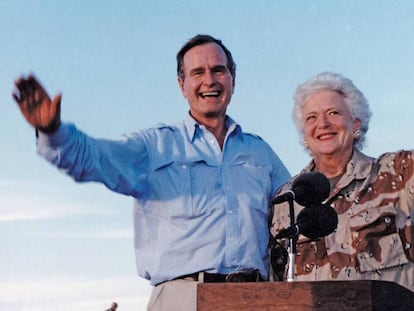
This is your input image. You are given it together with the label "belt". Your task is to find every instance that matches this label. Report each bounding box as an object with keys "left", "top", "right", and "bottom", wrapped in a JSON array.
[{"left": 176, "top": 270, "right": 264, "bottom": 283}]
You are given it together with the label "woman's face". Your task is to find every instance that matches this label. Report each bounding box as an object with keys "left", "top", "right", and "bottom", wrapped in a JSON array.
[{"left": 301, "top": 90, "right": 360, "bottom": 159}]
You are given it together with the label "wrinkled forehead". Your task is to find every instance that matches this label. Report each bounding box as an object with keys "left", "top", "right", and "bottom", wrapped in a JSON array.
[{"left": 182, "top": 43, "right": 228, "bottom": 69}]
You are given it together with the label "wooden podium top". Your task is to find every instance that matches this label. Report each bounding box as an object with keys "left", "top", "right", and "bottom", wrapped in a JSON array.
[{"left": 197, "top": 280, "right": 414, "bottom": 311}]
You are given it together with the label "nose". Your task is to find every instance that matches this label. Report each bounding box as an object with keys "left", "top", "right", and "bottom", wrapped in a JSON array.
[
  {"left": 203, "top": 71, "right": 217, "bottom": 85},
  {"left": 317, "top": 114, "right": 330, "bottom": 128}
]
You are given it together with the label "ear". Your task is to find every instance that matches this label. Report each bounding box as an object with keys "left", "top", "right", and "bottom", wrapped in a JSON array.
[
  {"left": 177, "top": 77, "right": 187, "bottom": 98},
  {"left": 353, "top": 118, "right": 361, "bottom": 131}
]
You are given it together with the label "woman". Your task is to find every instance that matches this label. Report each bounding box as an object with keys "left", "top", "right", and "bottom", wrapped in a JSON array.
[{"left": 270, "top": 72, "right": 414, "bottom": 292}]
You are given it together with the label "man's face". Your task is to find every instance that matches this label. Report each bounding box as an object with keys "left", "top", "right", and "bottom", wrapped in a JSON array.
[{"left": 178, "top": 42, "right": 235, "bottom": 123}]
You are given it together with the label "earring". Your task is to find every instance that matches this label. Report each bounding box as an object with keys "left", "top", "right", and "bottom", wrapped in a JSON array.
[
  {"left": 353, "top": 130, "right": 361, "bottom": 140},
  {"left": 304, "top": 140, "right": 309, "bottom": 148}
]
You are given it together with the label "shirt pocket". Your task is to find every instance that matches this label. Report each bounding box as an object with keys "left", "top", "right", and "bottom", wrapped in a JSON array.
[
  {"left": 230, "top": 161, "right": 272, "bottom": 221},
  {"left": 349, "top": 204, "right": 408, "bottom": 272},
  {"left": 148, "top": 160, "right": 194, "bottom": 219},
  {"left": 149, "top": 160, "right": 220, "bottom": 219}
]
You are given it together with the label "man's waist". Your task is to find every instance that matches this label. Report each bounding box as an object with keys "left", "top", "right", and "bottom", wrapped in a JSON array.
[{"left": 173, "top": 270, "right": 264, "bottom": 283}]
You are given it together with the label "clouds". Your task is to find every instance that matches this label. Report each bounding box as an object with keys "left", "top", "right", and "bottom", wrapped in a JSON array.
[
  {"left": 0, "top": 196, "right": 94, "bottom": 222},
  {"left": 0, "top": 179, "right": 146, "bottom": 311},
  {"left": 31, "top": 228, "right": 133, "bottom": 240},
  {"left": 0, "top": 178, "right": 121, "bottom": 222},
  {"left": 0, "top": 276, "right": 152, "bottom": 311}
]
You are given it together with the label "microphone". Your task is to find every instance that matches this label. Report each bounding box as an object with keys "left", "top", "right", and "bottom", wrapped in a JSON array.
[
  {"left": 272, "top": 172, "right": 330, "bottom": 207},
  {"left": 275, "top": 204, "right": 338, "bottom": 240}
]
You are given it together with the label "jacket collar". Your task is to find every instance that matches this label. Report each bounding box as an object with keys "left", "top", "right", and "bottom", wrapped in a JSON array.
[{"left": 302, "top": 149, "right": 375, "bottom": 198}]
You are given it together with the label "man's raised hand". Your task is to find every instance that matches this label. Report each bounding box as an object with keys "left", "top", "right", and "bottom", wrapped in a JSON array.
[{"left": 13, "top": 74, "right": 61, "bottom": 133}]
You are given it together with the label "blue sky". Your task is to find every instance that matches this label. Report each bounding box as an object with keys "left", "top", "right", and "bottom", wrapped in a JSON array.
[{"left": 2, "top": 1, "right": 414, "bottom": 310}]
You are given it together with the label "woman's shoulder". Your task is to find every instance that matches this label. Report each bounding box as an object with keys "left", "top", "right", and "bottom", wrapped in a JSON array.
[
  {"left": 375, "top": 150, "right": 414, "bottom": 174},
  {"left": 377, "top": 149, "right": 414, "bottom": 161}
]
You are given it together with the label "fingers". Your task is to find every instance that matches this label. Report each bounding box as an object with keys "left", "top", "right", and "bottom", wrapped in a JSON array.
[
  {"left": 27, "top": 75, "right": 45, "bottom": 92},
  {"left": 13, "top": 74, "right": 43, "bottom": 100},
  {"left": 12, "top": 74, "right": 60, "bottom": 130},
  {"left": 50, "top": 93, "right": 62, "bottom": 122},
  {"left": 12, "top": 76, "right": 25, "bottom": 103},
  {"left": 13, "top": 75, "right": 30, "bottom": 102},
  {"left": 40, "top": 93, "right": 62, "bottom": 132}
]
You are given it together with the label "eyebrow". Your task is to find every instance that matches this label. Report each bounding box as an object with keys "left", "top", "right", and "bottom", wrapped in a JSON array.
[
  {"left": 189, "top": 64, "right": 228, "bottom": 73},
  {"left": 189, "top": 66, "right": 204, "bottom": 73}
]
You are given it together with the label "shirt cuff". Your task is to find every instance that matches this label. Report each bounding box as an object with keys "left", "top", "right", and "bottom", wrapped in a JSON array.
[{"left": 36, "top": 122, "right": 71, "bottom": 148}]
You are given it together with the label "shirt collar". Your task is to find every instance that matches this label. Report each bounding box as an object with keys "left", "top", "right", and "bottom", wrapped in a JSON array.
[
  {"left": 184, "top": 113, "right": 240, "bottom": 142},
  {"left": 345, "top": 149, "right": 375, "bottom": 180},
  {"left": 302, "top": 149, "right": 375, "bottom": 194}
]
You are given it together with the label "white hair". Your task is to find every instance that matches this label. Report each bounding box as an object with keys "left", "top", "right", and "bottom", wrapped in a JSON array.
[{"left": 292, "top": 72, "right": 372, "bottom": 150}]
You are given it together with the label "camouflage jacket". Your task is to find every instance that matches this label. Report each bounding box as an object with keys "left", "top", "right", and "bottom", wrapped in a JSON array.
[{"left": 269, "top": 149, "right": 414, "bottom": 291}]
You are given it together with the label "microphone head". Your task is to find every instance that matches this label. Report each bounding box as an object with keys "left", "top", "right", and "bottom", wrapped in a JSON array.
[
  {"left": 296, "top": 204, "right": 338, "bottom": 239},
  {"left": 291, "top": 172, "right": 330, "bottom": 206}
]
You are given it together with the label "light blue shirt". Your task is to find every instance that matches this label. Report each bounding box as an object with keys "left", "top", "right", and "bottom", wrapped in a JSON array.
[{"left": 37, "top": 115, "right": 290, "bottom": 285}]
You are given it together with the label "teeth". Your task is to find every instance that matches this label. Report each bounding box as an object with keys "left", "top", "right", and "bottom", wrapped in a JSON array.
[
  {"left": 200, "top": 91, "right": 220, "bottom": 98},
  {"left": 319, "top": 134, "right": 334, "bottom": 140}
]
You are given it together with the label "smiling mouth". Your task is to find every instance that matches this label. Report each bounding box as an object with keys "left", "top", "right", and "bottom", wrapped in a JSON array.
[
  {"left": 199, "top": 91, "right": 221, "bottom": 98},
  {"left": 317, "top": 133, "right": 336, "bottom": 140}
]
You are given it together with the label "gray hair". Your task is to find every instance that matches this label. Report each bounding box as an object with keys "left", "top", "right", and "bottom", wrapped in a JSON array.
[{"left": 292, "top": 72, "right": 372, "bottom": 150}]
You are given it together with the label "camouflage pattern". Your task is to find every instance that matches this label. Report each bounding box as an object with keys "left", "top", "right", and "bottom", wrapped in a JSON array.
[{"left": 269, "top": 149, "right": 414, "bottom": 291}]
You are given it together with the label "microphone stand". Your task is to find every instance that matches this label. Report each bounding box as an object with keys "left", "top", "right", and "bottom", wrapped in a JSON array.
[{"left": 286, "top": 198, "right": 297, "bottom": 282}]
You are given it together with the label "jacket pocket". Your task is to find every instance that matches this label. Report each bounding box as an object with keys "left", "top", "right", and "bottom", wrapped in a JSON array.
[{"left": 349, "top": 204, "right": 408, "bottom": 272}]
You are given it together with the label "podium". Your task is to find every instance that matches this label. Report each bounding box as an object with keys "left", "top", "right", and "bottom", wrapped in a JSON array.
[{"left": 197, "top": 280, "right": 414, "bottom": 311}]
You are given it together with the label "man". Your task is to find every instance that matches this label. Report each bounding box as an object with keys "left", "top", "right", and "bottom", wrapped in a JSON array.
[{"left": 12, "top": 34, "right": 290, "bottom": 310}]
